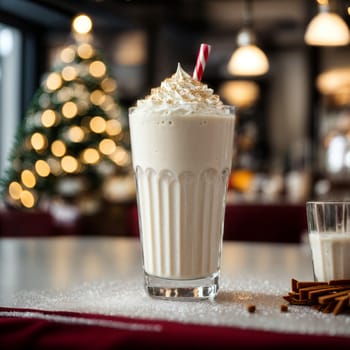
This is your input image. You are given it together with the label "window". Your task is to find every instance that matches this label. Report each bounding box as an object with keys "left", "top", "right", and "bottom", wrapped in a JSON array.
[{"left": 0, "top": 23, "right": 21, "bottom": 178}]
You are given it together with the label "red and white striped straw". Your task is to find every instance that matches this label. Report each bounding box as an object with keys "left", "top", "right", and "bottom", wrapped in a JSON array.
[{"left": 192, "top": 43, "right": 211, "bottom": 81}]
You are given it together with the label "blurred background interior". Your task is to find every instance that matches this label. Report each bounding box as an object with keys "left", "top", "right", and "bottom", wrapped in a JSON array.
[{"left": 1, "top": 0, "right": 350, "bottom": 242}]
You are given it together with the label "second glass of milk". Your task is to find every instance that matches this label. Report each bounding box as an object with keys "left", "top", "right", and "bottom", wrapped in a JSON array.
[{"left": 306, "top": 201, "right": 350, "bottom": 281}]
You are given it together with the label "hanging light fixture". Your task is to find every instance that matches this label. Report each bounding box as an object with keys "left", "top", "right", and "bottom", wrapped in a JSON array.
[
  {"left": 227, "top": 0, "right": 269, "bottom": 77},
  {"left": 305, "top": 0, "right": 350, "bottom": 46},
  {"left": 219, "top": 80, "right": 260, "bottom": 109}
]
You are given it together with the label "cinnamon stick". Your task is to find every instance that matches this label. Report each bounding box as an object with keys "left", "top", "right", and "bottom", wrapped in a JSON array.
[{"left": 283, "top": 279, "right": 350, "bottom": 316}]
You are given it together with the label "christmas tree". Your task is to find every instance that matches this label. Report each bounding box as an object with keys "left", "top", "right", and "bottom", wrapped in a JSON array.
[{"left": 1, "top": 14, "right": 134, "bottom": 211}]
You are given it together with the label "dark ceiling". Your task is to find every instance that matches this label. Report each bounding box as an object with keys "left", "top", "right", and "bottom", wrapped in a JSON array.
[
  {"left": 1, "top": 0, "right": 349, "bottom": 98},
  {"left": 1, "top": 1, "right": 350, "bottom": 49},
  {"left": 0, "top": 0, "right": 314, "bottom": 39}
]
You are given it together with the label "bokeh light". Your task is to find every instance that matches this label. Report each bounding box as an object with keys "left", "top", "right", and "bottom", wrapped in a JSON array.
[
  {"left": 77, "top": 43, "right": 94, "bottom": 59},
  {"left": 62, "top": 66, "right": 77, "bottom": 81},
  {"left": 90, "top": 116, "right": 106, "bottom": 133},
  {"left": 68, "top": 126, "right": 85, "bottom": 142},
  {"left": 51, "top": 140, "right": 66, "bottom": 157},
  {"left": 21, "top": 169, "right": 36, "bottom": 188},
  {"left": 31, "top": 133, "right": 47, "bottom": 151},
  {"left": 90, "top": 90, "right": 106, "bottom": 105},
  {"left": 105, "top": 119, "right": 122, "bottom": 136},
  {"left": 99, "top": 138, "right": 116, "bottom": 155},
  {"left": 82, "top": 148, "right": 100, "bottom": 164},
  {"left": 20, "top": 190, "right": 35, "bottom": 208},
  {"left": 72, "top": 14, "right": 93, "bottom": 35},
  {"left": 101, "top": 78, "right": 117, "bottom": 93},
  {"left": 110, "top": 147, "right": 130, "bottom": 166},
  {"left": 41, "top": 109, "right": 57, "bottom": 127},
  {"left": 60, "top": 46, "right": 76, "bottom": 63},
  {"left": 46, "top": 72, "right": 62, "bottom": 91},
  {"left": 62, "top": 101, "right": 78, "bottom": 119},
  {"left": 89, "top": 61, "right": 106, "bottom": 78},
  {"left": 9, "top": 181, "right": 22, "bottom": 200},
  {"left": 61, "top": 155, "right": 79, "bottom": 173},
  {"left": 35, "top": 160, "right": 51, "bottom": 177}
]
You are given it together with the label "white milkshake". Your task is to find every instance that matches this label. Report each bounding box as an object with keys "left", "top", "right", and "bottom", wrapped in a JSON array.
[
  {"left": 309, "top": 232, "right": 350, "bottom": 281},
  {"left": 129, "top": 64, "right": 235, "bottom": 299}
]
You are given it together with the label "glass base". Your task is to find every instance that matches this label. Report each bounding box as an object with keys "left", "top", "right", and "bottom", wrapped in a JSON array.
[{"left": 144, "top": 271, "right": 220, "bottom": 300}]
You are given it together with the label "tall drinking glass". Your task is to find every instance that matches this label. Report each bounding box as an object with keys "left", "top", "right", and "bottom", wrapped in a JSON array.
[{"left": 129, "top": 104, "right": 235, "bottom": 300}]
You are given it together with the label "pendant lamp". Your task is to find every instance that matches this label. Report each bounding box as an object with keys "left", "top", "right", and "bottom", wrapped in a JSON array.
[{"left": 227, "top": 0, "right": 269, "bottom": 76}]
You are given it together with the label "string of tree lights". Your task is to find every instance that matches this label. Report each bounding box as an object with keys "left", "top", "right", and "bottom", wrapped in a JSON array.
[{"left": 1, "top": 14, "right": 134, "bottom": 210}]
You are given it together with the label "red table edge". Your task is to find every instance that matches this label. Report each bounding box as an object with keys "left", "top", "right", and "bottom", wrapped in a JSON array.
[{"left": 0, "top": 306, "right": 349, "bottom": 348}]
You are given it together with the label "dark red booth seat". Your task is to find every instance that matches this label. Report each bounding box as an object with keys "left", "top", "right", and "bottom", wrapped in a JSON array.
[
  {"left": 0, "top": 209, "right": 55, "bottom": 237},
  {"left": 0, "top": 203, "right": 307, "bottom": 242},
  {"left": 0, "top": 209, "right": 80, "bottom": 237},
  {"left": 0, "top": 203, "right": 136, "bottom": 237},
  {"left": 223, "top": 203, "right": 307, "bottom": 243}
]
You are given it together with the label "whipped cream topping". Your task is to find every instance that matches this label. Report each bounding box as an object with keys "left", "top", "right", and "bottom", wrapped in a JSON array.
[{"left": 131, "top": 63, "right": 228, "bottom": 116}]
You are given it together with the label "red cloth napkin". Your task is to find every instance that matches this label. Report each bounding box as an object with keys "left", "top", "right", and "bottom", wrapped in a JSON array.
[{"left": 1, "top": 307, "right": 349, "bottom": 349}]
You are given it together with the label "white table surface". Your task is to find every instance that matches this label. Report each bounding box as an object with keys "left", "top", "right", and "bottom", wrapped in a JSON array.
[{"left": 0, "top": 236, "right": 349, "bottom": 337}]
